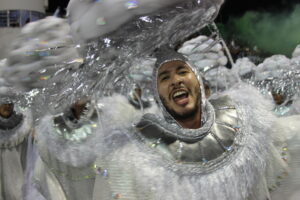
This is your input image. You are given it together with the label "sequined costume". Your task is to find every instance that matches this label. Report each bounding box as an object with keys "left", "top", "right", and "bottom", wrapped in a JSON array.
[
  {"left": 91, "top": 50, "right": 288, "bottom": 200},
  {"left": 3, "top": 0, "right": 298, "bottom": 199},
  {"left": 0, "top": 82, "right": 33, "bottom": 200},
  {"left": 252, "top": 55, "right": 300, "bottom": 116},
  {"left": 1, "top": 1, "right": 226, "bottom": 199},
  {"left": 29, "top": 100, "right": 100, "bottom": 200},
  {"left": 231, "top": 48, "right": 300, "bottom": 117},
  {"left": 267, "top": 114, "right": 300, "bottom": 200}
]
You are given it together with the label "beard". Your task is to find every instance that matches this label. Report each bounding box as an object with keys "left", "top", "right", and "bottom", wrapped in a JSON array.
[{"left": 160, "top": 91, "right": 201, "bottom": 121}]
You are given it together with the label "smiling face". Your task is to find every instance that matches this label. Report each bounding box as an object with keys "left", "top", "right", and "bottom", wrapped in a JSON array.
[{"left": 157, "top": 60, "right": 201, "bottom": 121}]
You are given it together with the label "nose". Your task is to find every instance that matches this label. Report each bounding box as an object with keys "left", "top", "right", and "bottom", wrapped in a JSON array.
[{"left": 171, "top": 73, "right": 183, "bottom": 87}]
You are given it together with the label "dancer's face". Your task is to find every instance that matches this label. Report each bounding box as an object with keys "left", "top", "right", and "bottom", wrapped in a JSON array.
[
  {"left": 133, "top": 87, "right": 142, "bottom": 101},
  {"left": 271, "top": 92, "right": 285, "bottom": 105},
  {"left": 157, "top": 60, "right": 200, "bottom": 120},
  {"left": 70, "top": 100, "right": 89, "bottom": 120},
  {"left": 0, "top": 103, "right": 14, "bottom": 118}
]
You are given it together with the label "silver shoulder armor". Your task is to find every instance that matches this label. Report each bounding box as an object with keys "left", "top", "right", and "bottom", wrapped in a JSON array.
[
  {"left": 167, "top": 95, "right": 239, "bottom": 163},
  {"left": 202, "top": 95, "right": 239, "bottom": 160}
]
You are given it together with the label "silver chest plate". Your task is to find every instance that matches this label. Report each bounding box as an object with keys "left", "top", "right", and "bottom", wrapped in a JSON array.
[{"left": 140, "top": 95, "right": 240, "bottom": 163}]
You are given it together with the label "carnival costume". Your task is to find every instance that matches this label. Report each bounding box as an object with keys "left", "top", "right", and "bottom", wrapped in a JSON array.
[
  {"left": 91, "top": 49, "right": 288, "bottom": 200},
  {"left": 0, "top": 80, "right": 33, "bottom": 200},
  {"left": 30, "top": 99, "right": 101, "bottom": 200},
  {"left": 2, "top": 0, "right": 299, "bottom": 199}
]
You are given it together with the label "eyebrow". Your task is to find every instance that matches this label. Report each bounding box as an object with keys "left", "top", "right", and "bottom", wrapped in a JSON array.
[
  {"left": 158, "top": 65, "right": 189, "bottom": 78},
  {"left": 176, "top": 65, "right": 188, "bottom": 71},
  {"left": 158, "top": 70, "right": 170, "bottom": 79}
]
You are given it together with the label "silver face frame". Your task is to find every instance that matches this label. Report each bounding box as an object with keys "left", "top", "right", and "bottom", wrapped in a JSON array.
[{"left": 152, "top": 57, "right": 207, "bottom": 126}]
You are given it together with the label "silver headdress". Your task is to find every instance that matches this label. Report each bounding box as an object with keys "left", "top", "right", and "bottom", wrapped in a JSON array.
[
  {"left": 55, "top": 0, "right": 224, "bottom": 106},
  {"left": 252, "top": 55, "right": 300, "bottom": 106},
  {"left": 152, "top": 46, "right": 207, "bottom": 123},
  {"left": 137, "top": 46, "right": 215, "bottom": 143}
]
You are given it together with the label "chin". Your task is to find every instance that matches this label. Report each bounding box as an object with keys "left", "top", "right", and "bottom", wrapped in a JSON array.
[
  {"left": 182, "top": 104, "right": 196, "bottom": 112},
  {"left": 180, "top": 110, "right": 195, "bottom": 117},
  {"left": 172, "top": 107, "right": 197, "bottom": 119}
]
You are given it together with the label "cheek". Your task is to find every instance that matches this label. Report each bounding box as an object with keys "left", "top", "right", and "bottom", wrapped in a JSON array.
[
  {"left": 191, "top": 75, "right": 200, "bottom": 88},
  {"left": 158, "top": 84, "right": 168, "bottom": 97},
  {"left": 186, "top": 76, "right": 199, "bottom": 89}
]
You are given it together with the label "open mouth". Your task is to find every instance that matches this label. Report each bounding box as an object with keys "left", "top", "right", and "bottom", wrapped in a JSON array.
[{"left": 172, "top": 90, "right": 189, "bottom": 106}]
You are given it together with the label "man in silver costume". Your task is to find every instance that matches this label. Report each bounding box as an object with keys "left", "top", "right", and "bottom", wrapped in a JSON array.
[
  {"left": 2, "top": 0, "right": 300, "bottom": 199},
  {"left": 30, "top": 98, "right": 101, "bottom": 200},
  {"left": 91, "top": 47, "right": 292, "bottom": 200},
  {"left": 0, "top": 80, "right": 33, "bottom": 200}
]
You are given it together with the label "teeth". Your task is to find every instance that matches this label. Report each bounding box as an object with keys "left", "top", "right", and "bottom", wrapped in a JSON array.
[{"left": 173, "top": 91, "right": 187, "bottom": 98}]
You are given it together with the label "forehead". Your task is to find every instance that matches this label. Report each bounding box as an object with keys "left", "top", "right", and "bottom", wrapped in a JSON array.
[{"left": 158, "top": 60, "right": 191, "bottom": 74}]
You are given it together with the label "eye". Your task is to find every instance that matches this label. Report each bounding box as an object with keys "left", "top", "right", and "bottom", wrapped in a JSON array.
[
  {"left": 178, "top": 70, "right": 188, "bottom": 75},
  {"left": 161, "top": 76, "right": 169, "bottom": 82}
]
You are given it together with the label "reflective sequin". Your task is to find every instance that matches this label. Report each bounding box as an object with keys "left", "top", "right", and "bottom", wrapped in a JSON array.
[
  {"left": 96, "top": 17, "right": 106, "bottom": 25},
  {"left": 126, "top": 1, "right": 138, "bottom": 9}
]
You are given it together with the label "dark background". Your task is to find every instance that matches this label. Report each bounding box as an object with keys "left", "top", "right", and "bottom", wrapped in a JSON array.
[
  {"left": 47, "top": 0, "right": 300, "bottom": 20},
  {"left": 46, "top": 0, "right": 69, "bottom": 15},
  {"left": 217, "top": 0, "right": 300, "bottom": 22}
]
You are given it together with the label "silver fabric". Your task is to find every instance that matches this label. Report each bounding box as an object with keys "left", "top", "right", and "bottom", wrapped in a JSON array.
[
  {"left": 0, "top": 88, "right": 33, "bottom": 200},
  {"left": 0, "top": 87, "right": 26, "bottom": 144},
  {"left": 56, "top": 0, "right": 224, "bottom": 107},
  {"left": 32, "top": 101, "right": 100, "bottom": 200},
  {"left": 268, "top": 115, "right": 300, "bottom": 200},
  {"left": 137, "top": 95, "right": 238, "bottom": 162},
  {"left": 1, "top": 147, "right": 25, "bottom": 200},
  {"left": 34, "top": 148, "right": 96, "bottom": 200},
  {"left": 89, "top": 47, "right": 277, "bottom": 199},
  {"left": 36, "top": 106, "right": 99, "bottom": 167},
  {"left": 127, "top": 84, "right": 151, "bottom": 110},
  {"left": 33, "top": 156, "right": 67, "bottom": 200},
  {"left": 91, "top": 84, "right": 281, "bottom": 200},
  {"left": 250, "top": 64, "right": 300, "bottom": 117},
  {"left": 136, "top": 101, "right": 214, "bottom": 143}
]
